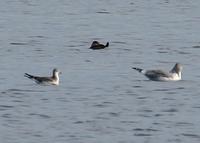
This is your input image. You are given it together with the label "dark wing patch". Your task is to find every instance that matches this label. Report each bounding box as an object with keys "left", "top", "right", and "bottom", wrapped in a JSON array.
[
  {"left": 34, "top": 77, "right": 53, "bottom": 83},
  {"left": 90, "top": 44, "right": 106, "bottom": 50},
  {"left": 145, "top": 70, "right": 169, "bottom": 80}
]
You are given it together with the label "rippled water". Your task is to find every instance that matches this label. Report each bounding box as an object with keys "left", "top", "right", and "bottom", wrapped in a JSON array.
[{"left": 0, "top": 0, "right": 200, "bottom": 143}]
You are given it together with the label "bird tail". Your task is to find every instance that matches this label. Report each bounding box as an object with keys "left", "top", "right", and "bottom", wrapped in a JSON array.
[
  {"left": 105, "top": 42, "right": 109, "bottom": 47},
  {"left": 24, "top": 73, "right": 35, "bottom": 79},
  {"left": 132, "top": 67, "right": 145, "bottom": 73}
]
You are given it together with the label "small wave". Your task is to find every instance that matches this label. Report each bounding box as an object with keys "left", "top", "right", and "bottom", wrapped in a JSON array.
[
  {"left": 162, "top": 108, "right": 178, "bottom": 112},
  {"left": 120, "top": 120, "right": 137, "bottom": 124},
  {"left": 123, "top": 48, "right": 132, "bottom": 51},
  {"left": 2, "top": 113, "right": 12, "bottom": 118},
  {"left": 33, "top": 134, "right": 43, "bottom": 137},
  {"left": 166, "top": 91, "right": 177, "bottom": 95},
  {"left": 133, "top": 85, "right": 142, "bottom": 88},
  {"left": 154, "top": 113, "right": 163, "bottom": 117},
  {"left": 0, "top": 105, "right": 14, "bottom": 108},
  {"left": 109, "top": 112, "right": 120, "bottom": 117},
  {"left": 96, "top": 11, "right": 110, "bottom": 14},
  {"left": 12, "top": 100, "right": 24, "bottom": 103},
  {"left": 0, "top": 105, "right": 14, "bottom": 111},
  {"left": 134, "top": 133, "right": 152, "bottom": 136},
  {"left": 192, "top": 45, "right": 200, "bottom": 49},
  {"left": 10, "top": 42, "right": 28, "bottom": 45},
  {"left": 178, "top": 51, "right": 191, "bottom": 55},
  {"left": 112, "top": 41, "right": 127, "bottom": 44},
  {"left": 140, "top": 109, "right": 153, "bottom": 113},
  {"left": 6, "top": 88, "right": 45, "bottom": 93},
  {"left": 34, "top": 48, "right": 43, "bottom": 52},
  {"left": 193, "top": 106, "right": 200, "bottom": 108},
  {"left": 93, "top": 101, "right": 114, "bottom": 108},
  {"left": 28, "top": 35, "right": 46, "bottom": 39},
  {"left": 28, "top": 113, "right": 51, "bottom": 119},
  {"left": 182, "top": 133, "right": 200, "bottom": 139},
  {"left": 157, "top": 51, "right": 169, "bottom": 54},
  {"left": 73, "top": 121, "right": 84, "bottom": 124},
  {"left": 93, "top": 104, "right": 105, "bottom": 108},
  {"left": 175, "top": 122, "right": 194, "bottom": 127},
  {"left": 133, "top": 128, "right": 159, "bottom": 132},
  {"left": 137, "top": 96, "right": 148, "bottom": 99},
  {"left": 154, "top": 87, "right": 185, "bottom": 92}
]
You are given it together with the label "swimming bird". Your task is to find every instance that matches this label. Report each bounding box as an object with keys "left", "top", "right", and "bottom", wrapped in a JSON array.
[
  {"left": 132, "top": 63, "right": 182, "bottom": 81},
  {"left": 89, "top": 41, "right": 109, "bottom": 50},
  {"left": 24, "top": 68, "right": 61, "bottom": 85}
]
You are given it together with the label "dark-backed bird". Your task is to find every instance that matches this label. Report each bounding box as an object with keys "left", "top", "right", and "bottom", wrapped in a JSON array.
[{"left": 89, "top": 41, "right": 109, "bottom": 50}]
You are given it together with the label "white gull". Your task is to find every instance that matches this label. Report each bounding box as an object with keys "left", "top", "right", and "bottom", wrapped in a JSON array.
[
  {"left": 132, "top": 63, "right": 182, "bottom": 81},
  {"left": 24, "top": 68, "right": 61, "bottom": 85}
]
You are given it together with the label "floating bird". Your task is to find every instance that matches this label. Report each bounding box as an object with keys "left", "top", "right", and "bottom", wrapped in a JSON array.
[
  {"left": 24, "top": 68, "right": 61, "bottom": 85},
  {"left": 89, "top": 41, "right": 109, "bottom": 50},
  {"left": 132, "top": 63, "right": 182, "bottom": 81}
]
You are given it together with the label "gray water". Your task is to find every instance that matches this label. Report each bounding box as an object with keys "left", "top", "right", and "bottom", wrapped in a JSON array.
[{"left": 0, "top": 0, "right": 200, "bottom": 143}]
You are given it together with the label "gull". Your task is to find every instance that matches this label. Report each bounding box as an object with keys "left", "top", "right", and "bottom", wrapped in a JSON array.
[
  {"left": 132, "top": 63, "right": 182, "bottom": 81},
  {"left": 24, "top": 68, "right": 61, "bottom": 85},
  {"left": 89, "top": 41, "right": 109, "bottom": 50}
]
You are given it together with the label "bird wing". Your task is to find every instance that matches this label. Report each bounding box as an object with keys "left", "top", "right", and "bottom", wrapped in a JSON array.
[
  {"left": 145, "top": 70, "right": 170, "bottom": 79},
  {"left": 90, "top": 44, "right": 106, "bottom": 49},
  {"left": 33, "top": 76, "right": 54, "bottom": 83},
  {"left": 25, "top": 73, "right": 53, "bottom": 83}
]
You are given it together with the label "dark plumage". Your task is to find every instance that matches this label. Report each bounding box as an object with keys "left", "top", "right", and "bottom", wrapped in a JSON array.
[{"left": 89, "top": 41, "right": 109, "bottom": 50}]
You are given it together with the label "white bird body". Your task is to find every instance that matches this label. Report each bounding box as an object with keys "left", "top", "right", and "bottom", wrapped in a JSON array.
[
  {"left": 132, "top": 63, "right": 182, "bottom": 81},
  {"left": 24, "top": 68, "right": 61, "bottom": 85}
]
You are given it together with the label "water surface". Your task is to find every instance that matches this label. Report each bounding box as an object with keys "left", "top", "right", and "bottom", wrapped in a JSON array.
[{"left": 0, "top": 0, "right": 200, "bottom": 143}]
